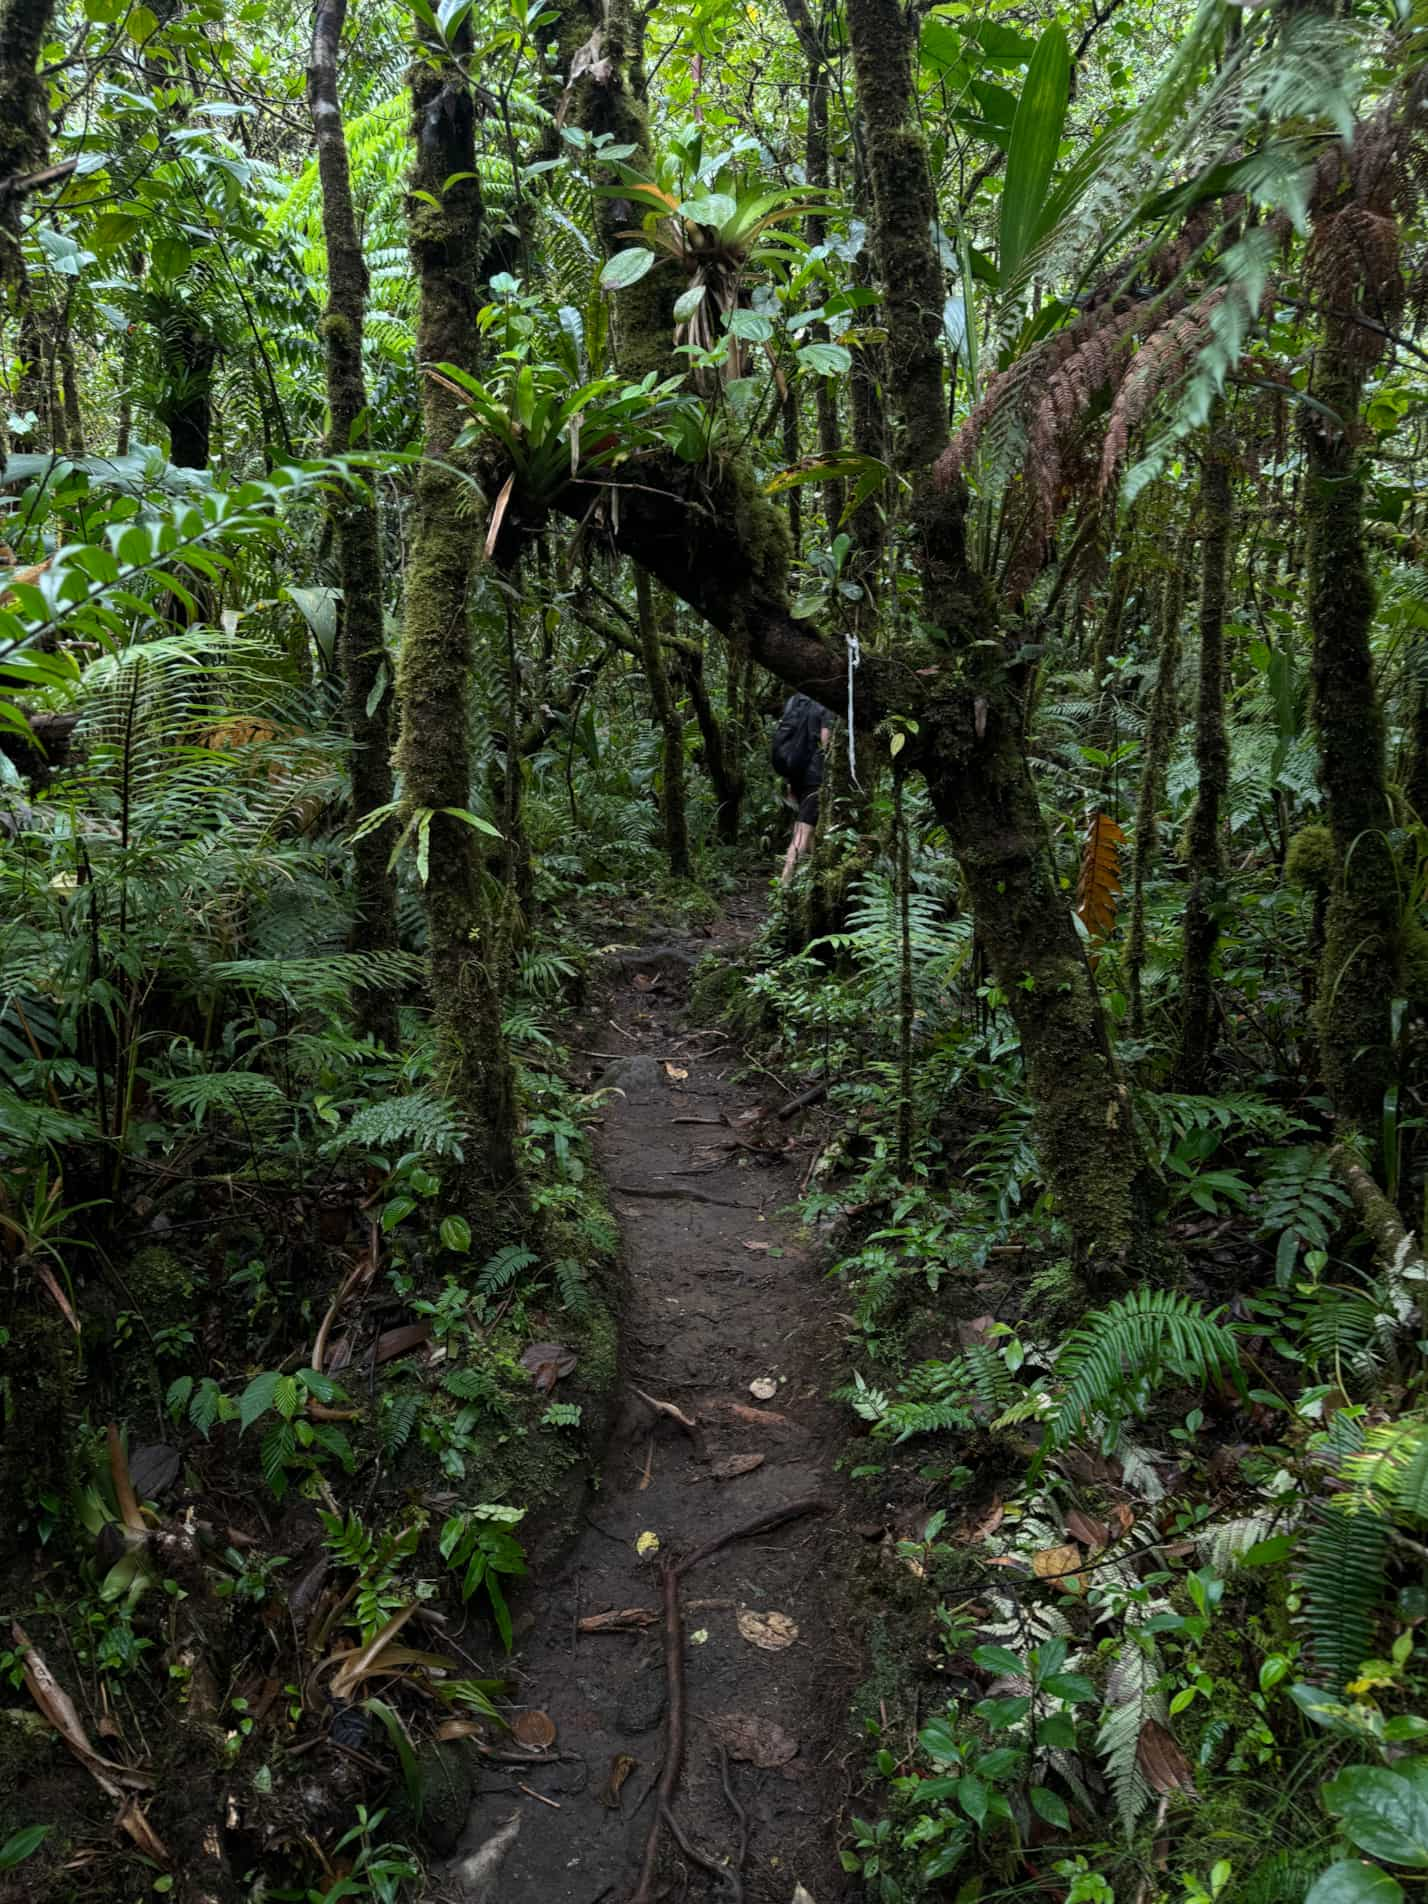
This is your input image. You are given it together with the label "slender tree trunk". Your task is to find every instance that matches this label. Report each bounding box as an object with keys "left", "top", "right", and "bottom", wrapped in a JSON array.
[
  {"left": 677, "top": 640, "right": 742, "bottom": 844},
  {"left": 636, "top": 571, "right": 691, "bottom": 878},
  {"left": 1178, "top": 418, "right": 1232, "bottom": 1090},
  {"left": 397, "top": 40, "right": 525, "bottom": 1231},
  {"left": 0, "top": 0, "right": 55, "bottom": 449},
  {"left": 307, "top": 0, "right": 400, "bottom": 1050},
  {"left": 1127, "top": 541, "right": 1188, "bottom": 1035},
  {"left": 1306, "top": 332, "right": 1401, "bottom": 1147}
]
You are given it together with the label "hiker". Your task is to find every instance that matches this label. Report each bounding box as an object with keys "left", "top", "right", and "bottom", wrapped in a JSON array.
[{"left": 771, "top": 691, "right": 832, "bottom": 884}]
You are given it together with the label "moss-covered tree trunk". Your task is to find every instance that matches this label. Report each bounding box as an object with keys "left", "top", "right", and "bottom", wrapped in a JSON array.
[
  {"left": 843, "top": 0, "right": 1154, "bottom": 1275},
  {"left": 307, "top": 0, "right": 399, "bottom": 1050},
  {"left": 0, "top": 0, "right": 56, "bottom": 458},
  {"left": 1127, "top": 541, "right": 1188, "bottom": 1035},
  {"left": 1177, "top": 419, "right": 1232, "bottom": 1090},
  {"left": 635, "top": 573, "right": 691, "bottom": 877},
  {"left": 1306, "top": 334, "right": 1401, "bottom": 1148},
  {"left": 396, "top": 40, "right": 524, "bottom": 1231}
]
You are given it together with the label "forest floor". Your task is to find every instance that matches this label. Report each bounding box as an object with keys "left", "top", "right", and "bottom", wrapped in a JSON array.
[{"left": 492, "top": 914, "right": 861, "bottom": 1904}]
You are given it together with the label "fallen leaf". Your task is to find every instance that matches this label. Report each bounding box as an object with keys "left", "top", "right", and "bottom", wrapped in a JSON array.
[
  {"left": 512, "top": 1710, "right": 556, "bottom": 1750},
  {"left": 635, "top": 1530, "right": 660, "bottom": 1557},
  {"left": 792, "top": 1889, "right": 816, "bottom": 1904},
  {"left": 1065, "top": 1509, "right": 1110, "bottom": 1552},
  {"left": 749, "top": 1376, "right": 779, "bottom": 1401},
  {"left": 710, "top": 1453, "right": 764, "bottom": 1483},
  {"left": 1032, "top": 1543, "right": 1084, "bottom": 1593},
  {"left": 13, "top": 1624, "right": 153, "bottom": 1796},
  {"left": 737, "top": 1608, "right": 798, "bottom": 1651},
  {"left": 715, "top": 1401, "right": 791, "bottom": 1429},
  {"left": 690, "top": 1628, "right": 709, "bottom": 1644},
  {"left": 957, "top": 1314, "right": 997, "bottom": 1348},
  {"left": 437, "top": 1719, "right": 486, "bottom": 1741},
  {"left": 375, "top": 1321, "right": 433, "bottom": 1366},
  {"left": 633, "top": 972, "right": 659, "bottom": 991},
  {"left": 663, "top": 1063, "right": 689, "bottom": 1081},
  {"left": 743, "top": 1240, "right": 771, "bottom": 1254},
  {"left": 117, "top": 1801, "right": 171, "bottom": 1867},
  {"left": 708, "top": 1711, "right": 799, "bottom": 1768},
  {"left": 1137, "top": 1719, "right": 1198, "bottom": 1796},
  {"left": 601, "top": 1753, "right": 638, "bottom": 1810},
  {"left": 967, "top": 1497, "right": 1004, "bottom": 1541},
  {"left": 1109, "top": 1501, "right": 1135, "bottom": 1536},
  {"left": 520, "top": 1341, "right": 578, "bottom": 1394},
  {"left": 579, "top": 1607, "right": 659, "bottom": 1633}
]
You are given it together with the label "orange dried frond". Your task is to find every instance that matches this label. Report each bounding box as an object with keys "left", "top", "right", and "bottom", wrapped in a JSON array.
[{"left": 1075, "top": 811, "right": 1126, "bottom": 946}]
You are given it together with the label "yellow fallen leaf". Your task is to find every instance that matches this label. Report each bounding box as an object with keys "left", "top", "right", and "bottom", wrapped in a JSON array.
[
  {"left": 737, "top": 1608, "right": 798, "bottom": 1651},
  {"left": 664, "top": 1063, "right": 689, "bottom": 1080},
  {"left": 635, "top": 1530, "right": 660, "bottom": 1557},
  {"left": 690, "top": 1628, "right": 709, "bottom": 1645},
  {"left": 1032, "top": 1542, "right": 1084, "bottom": 1594}
]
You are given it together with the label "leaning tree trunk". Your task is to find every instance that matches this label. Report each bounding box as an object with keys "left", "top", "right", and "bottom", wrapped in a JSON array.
[
  {"left": 636, "top": 571, "right": 691, "bottom": 878},
  {"left": 843, "top": 0, "right": 1155, "bottom": 1275},
  {"left": 1127, "top": 538, "right": 1189, "bottom": 1034},
  {"left": 676, "top": 638, "right": 742, "bottom": 844},
  {"left": 395, "top": 39, "right": 525, "bottom": 1233},
  {"left": 308, "top": 0, "right": 400, "bottom": 1050},
  {"left": 1178, "top": 416, "right": 1232, "bottom": 1091}
]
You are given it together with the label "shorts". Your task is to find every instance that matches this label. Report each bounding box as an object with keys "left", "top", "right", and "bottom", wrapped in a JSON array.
[{"left": 793, "top": 785, "right": 820, "bottom": 826}]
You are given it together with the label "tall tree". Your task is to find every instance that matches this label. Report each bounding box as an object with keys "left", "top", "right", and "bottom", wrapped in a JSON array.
[
  {"left": 307, "top": 0, "right": 400, "bottom": 1050},
  {"left": 395, "top": 30, "right": 524, "bottom": 1232}
]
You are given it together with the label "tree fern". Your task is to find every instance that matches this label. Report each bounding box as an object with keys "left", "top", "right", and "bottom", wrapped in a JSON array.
[
  {"left": 155, "top": 1070, "right": 290, "bottom": 1139},
  {"left": 208, "top": 951, "right": 422, "bottom": 1012},
  {"left": 1294, "top": 1500, "right": 1389, "bottom": 1690},
  {"left": 1043, "top": 1289, "right": 1239, "bottom": 1456},
  {"left": 321, "top": 1089, "right": 466, "bottom": 1162}
]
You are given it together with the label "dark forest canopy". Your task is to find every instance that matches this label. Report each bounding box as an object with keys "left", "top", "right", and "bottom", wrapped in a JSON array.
[{"left": 1, "top": 0, "right": 1428, "bottom": 1894}]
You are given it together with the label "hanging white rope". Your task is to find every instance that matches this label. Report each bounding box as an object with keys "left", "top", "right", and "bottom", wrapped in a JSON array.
[{"left": 845, "top": 630, "right": 861, "bottom": 789}]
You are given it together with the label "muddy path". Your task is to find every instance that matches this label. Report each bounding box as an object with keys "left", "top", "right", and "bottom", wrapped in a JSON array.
[{"left": 494, "top": 925, "right": 860, "bottom": 1904}]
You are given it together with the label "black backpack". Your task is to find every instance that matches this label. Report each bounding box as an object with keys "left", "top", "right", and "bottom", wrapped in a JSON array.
[{"left": 771, "top": 694, "right": 826, "bottom": 786}]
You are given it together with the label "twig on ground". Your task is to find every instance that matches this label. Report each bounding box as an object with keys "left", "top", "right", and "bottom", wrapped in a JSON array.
[
  {"left": 630, "top": 1564, "right": 685, "bottom": 1904},
  {"left": 677, "top": 1495, "right": 831, "bottom": 1578}
]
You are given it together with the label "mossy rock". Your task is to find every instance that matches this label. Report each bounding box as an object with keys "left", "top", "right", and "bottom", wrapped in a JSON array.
[{"left": 123, "top": 1246, "right": 198, "bottom": 1326}]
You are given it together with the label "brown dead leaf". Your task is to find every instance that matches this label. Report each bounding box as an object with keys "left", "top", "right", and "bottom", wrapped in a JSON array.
[
  {"left": 437, "top": 1719, "right": 486, "bottom": 1741},
  {"left": 967, "top": 1498, "right": 1004, "bottom": 1541},
  {"left": 13, "top": 1623, "right": 153, "bottom": 1796},
  {"left": 601, "top": 1753, "right": 638, "bottom": 1810},
  {"left": 1065, "top": 1509, "right": 1111, "bottom": 1552},
  {"left": 1137, "top": 1719, "right": 1197, "bottom": 1796},
  {"left": 520, "top": 1341, "right": 577, "bottom": 1394},
  {"left": 1032, "top": 1544, "right": 1084, "bottom": 1594},
  {"left": 709, "top": 1453, "right": 764, "bottom": 1483},
  {"left": 632, "top": 972, "right": 659, "bottom": 992},
  {"left": 578, "top": 1607, "right": 660, "bottom": 1633},
  {"left": 36, "top": 1263, "right": 81, "bottom": 1334},
  {"left": 956, "top": 1314, "right": 997, "bottom": 1348},
  {"left": 117, "top": 1801, "right": 171, "bottom": 1867},
  {"left": 483, "top": 472, "right": 515, "bottom": 560},
  {"left": 512, "top": 1710, "right": 557, "bottom": 1751},
  {"left": 707, "top": 1711, "right": 799, "bottom": 1768},
  {"left": 715, "top": 1400, "right": 791, "bottom": 1429},
  {"left": 743, "top": 1239, "right": 772, "bottom": 1253},
  {"left": 736, "top": 1608, "right": 798, "bottom": 1651},
  {"left": 375, "top": 1321, "right": 433, "bottom": 1365},
  {"left": 663, "top": 1063, "right": 689, "bottom": 1081},
  {"left": 1109, "top": 1501, "right": 1135, "bottom": 1536}
]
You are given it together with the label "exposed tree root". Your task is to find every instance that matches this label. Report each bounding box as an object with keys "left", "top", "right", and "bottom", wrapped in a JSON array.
[{"left": 629, "top": 1496, "right": 831, "bottom": 1901}]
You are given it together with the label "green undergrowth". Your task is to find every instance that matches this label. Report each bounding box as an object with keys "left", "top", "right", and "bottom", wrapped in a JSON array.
[{"left": 701, "top": 818, "right": 1428, "bottom": 1904}]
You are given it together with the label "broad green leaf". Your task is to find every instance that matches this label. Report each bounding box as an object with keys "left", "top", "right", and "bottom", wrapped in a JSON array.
[
  {"left": 239, "top": 1370, "right": 281, "bottom": 1432},
  {"left": 998, "top": 23, "right": 1070, "bottom": 282},
  {"left": 1306, "top": 1863, "right": 1405, "bottom": 1904},
  {"left": 441, "top": 1215, "right": 473, "bottom": 1253},
  {"left": 1323, "top": 1767, "right": 1428, "bottom": 1867},
  {"left": 1030, "top": 1786, "right": 1071, "bottom": 1830},
  {"left": 599, "top": 248, "right": 655, "bottom": 292},
  {"left": 918, "top": 1716, "right": 961, "bottom": 1762},
  {"left": 680, "top": 192, "right": 737, "bottom": 228},
  {"left": 797, "top": 341, "right": 852, "bottom": 375},
  {"left": 0, "top": 1826, "right": 50, "bottom": 1872},
  {"left": 971, "top": 1644, "right": 1024, "bottom": 1676},
  {"left": 673, "top": 282, "right": 707, "bottom": 323}
]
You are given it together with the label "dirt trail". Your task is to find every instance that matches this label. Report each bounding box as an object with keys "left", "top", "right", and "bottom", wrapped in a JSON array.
[{"left": 496, "top": 926, "right": 858, "bottom": 1904}]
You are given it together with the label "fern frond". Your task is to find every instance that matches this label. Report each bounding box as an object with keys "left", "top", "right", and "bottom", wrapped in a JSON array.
[
  {"left": 1045, "top": 1289, "right": 1239, "bottom": 1454},
  {"left": 474, "top": 1244, "right": 539, "bottom": 1297},
  {"left": 1098, "top": 1634, "right": 1166, "bottom": 1837},
  {"left": 1294, "top": 1497, "right": 1388, "bottom": 1690}
]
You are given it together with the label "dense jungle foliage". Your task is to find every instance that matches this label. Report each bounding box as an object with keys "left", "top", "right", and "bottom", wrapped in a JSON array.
[{"left": 1, "top": 0, "right": 1428, "bottom": 1892}]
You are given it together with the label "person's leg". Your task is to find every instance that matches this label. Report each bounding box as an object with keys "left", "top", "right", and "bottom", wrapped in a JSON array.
[{"left": 781, "top": 819, "right": 815, "bottom": 884}]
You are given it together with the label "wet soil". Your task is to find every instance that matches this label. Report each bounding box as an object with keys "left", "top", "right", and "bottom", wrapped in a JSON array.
[{"left": 495, "top": 921, "right": 860, "bottom": 1904}]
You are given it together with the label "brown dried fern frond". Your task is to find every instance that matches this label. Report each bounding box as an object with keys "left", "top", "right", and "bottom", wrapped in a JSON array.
[
  {"left": 1306, "top": 204, "right": 1405, "bottom": 366},
  {"left": 1097, "top": 289, "right": 1229, "bottom": 494}
]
